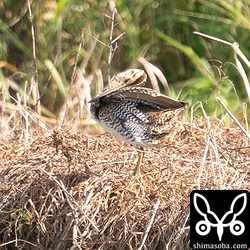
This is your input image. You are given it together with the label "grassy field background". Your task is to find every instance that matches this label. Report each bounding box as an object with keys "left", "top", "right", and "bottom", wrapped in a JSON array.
[{"left": 1, "top": 0, "right": 249, "bottom": 123}]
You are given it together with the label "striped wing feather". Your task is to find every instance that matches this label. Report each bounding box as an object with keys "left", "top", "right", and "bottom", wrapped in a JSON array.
[
  {"left": 112, "top": 87, "right": 187, "bottom": 110},
  {"left": 92, "top": 69, "right": 147, "bottom": 100}
]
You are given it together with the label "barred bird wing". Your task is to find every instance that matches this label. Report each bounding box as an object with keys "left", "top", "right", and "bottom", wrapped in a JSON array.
[{"left": 112, "top": 87, "right": 188, "bottom": 112}]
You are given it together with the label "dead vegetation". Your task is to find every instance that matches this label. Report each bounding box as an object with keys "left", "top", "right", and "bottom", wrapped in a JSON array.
[
  {"left": 1, "top": 2, "right": 250, "bottom": 249},
  {"left": 0, "top": 118, "right": 249, "bottom": 250}
]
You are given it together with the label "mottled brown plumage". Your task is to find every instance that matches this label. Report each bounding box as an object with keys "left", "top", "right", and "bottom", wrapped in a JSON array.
[{"left": 90, "top": 69, "right": 188, "bottom": 175}]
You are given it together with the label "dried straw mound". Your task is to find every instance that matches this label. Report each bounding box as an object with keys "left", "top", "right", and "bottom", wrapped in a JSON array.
[{"left": 0, "top": 120, "right": 249, "bottom": 249}]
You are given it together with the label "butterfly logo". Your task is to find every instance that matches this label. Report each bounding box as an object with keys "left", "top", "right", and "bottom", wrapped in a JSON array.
[{"left": 193, "top": 193, "right": 247, "bottom": 241}]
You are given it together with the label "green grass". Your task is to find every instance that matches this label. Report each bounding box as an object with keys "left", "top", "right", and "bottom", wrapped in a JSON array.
[{"left": 0, "top": 0, "right": 249, "bottom": 127}]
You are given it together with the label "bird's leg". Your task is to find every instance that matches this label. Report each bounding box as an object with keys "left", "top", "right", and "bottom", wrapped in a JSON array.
[{"left": 133, "top": 146, "right": 144, "bottom": 175}]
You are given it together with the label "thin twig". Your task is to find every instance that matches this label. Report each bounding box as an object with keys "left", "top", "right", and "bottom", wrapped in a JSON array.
[
  {"left": 138, "top": 199, "right": 160, "bottom": 250},
  {"left": 91, "top": 35, "right": 109, "bottom": 48},
  {"left": 197, "top": 137, "right": 210, "bottom": 190},
  {"left": 111, "top": 32, "right": 125, "bottom": 45},
  {"left": 194, "top": 31, "right": 250, "bottom": 104},
  {"left": 242, "top": 103, "right": 249, "bottom": 132},
  {"left": 0, "top": 239, "right": 38, "bottom": 248},
  {"left": 17, "top": 93, "right": 30, "bottom": 142},
  {"left": 107, "top": 1, "right": 117, "bottom": 82},
  {"left": 234, "top": 54, "right": 250, "bottom": 102},
  {"left": 193, "top": 31, "right": 231, "bottom": 46},
  {"left": 216, "top": 97, "right": 250, "bottom": 141},
  {"left": 193, "top": 31, "right": 250, "bottom": 69},
  {"left": 27, "top": 0, "right": 41, "bottom": 117},
  {"left": 71, "top": 28, "right": 85, "bottom": 86}
]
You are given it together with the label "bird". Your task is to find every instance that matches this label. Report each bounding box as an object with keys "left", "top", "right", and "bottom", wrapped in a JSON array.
[{"left": 90, "top": 69, "right": 188, "bottom": 175}]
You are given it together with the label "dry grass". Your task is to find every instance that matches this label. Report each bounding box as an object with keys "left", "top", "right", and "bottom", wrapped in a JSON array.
[
  {"left": 0, "top": 117, "right": 249, "bottom": 250},
  {"left": 1, "top": 3, "right": 249, "bottom": 249}
]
